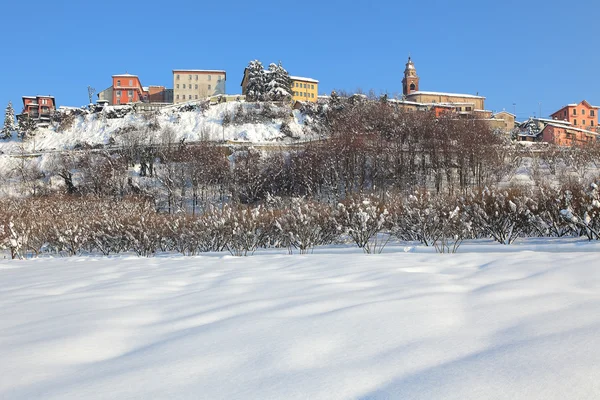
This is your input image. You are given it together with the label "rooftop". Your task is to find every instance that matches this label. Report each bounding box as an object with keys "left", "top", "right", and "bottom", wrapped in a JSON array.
[
  {"left": 112, "top": 73, "right": 138, "bottom": 78},
  {"left": 408, "top": 91, "right": 486, "bottom": 99},
  {"left": 290, "top": 76, "right": 319, "bottom": 83}
]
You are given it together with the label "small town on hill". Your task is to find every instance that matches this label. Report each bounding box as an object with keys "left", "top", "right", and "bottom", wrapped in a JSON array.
[{"left": 3, "top": 57, "right": 599, "bottom": 147}]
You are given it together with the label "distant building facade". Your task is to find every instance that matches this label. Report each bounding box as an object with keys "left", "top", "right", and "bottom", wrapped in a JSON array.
[
  {"left": 401, "top": 57, "right": 487, "bottom": 115},
  {"left": 291, "top": 76, "right": 319, "bottom": 103},
  {"left": 173, "top": 70, "right": 226, "bottom": 103},
  {"left": 549, "top": 100, "right": 598, "bottom": 131},
  {"left": 20, "top": 95, "right": 56, "bottom": 127},
  {"left": 112, "top": 74, "right": 147, "bottom": 105},
  {"left": 98, "top": 74, "right": 173, "bottom": 106},
  {"left": 518, "top": 117, "right": 599, "bottom": 146}
]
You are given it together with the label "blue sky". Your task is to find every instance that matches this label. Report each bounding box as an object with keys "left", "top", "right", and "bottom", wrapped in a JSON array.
[{"left": 1, "top": 0, "right": 599, "bottom": 120}]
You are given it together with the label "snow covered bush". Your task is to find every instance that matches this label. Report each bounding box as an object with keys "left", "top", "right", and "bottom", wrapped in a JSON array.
[
  {"left": 222, "top": 205, "right": 272, "bottom": 256},
  {"left": 392, "top": 192, "right": 472, "bottom": 253},
  {"left": 273, "top": 198, "right": 339, "bottom": 254},
  {"left": 559, "top": 181, "right": 600, "bottom": 240},
  {"left": 335, "top": 197, "right": 392, "bottom": 254},
  {"left": 460, "top": 186, "right": 538, "bottom": 245}
]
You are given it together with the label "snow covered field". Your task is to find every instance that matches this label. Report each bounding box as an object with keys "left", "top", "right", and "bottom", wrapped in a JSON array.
[{"left": 1, "top": 241, "right": 600, "bottom": 399}]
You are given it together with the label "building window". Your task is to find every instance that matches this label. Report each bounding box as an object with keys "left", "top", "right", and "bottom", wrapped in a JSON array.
[
  {"left": 208, "top": 75, "right": 212, "bottom": 81},
  {"left": 176, "top": 84, "right": 179, "bottom": 89},
  {"left": 129, "top": 80, "right": 133, "bottom": 86},
  {"left": 582, "top": 109, "right": 586, "bottom": 115},
  {"left": 591, "top": 110, "right": 595, "bottom": 116},
  {"left": 189, "top": 75, "right": 192, "bottom": 80},
  {"left": 117, "top": 80, "right": 121, "bottom": 86},
  {"left": 208, "top": 84, "right": 211, "bottom": 90},
  {"left": 195, "top": 95, "right": 198, "bottom": 99},
  {"left": 592, "top": 121, "right": 595, "bottom": 126},
  {"left": 177, "top": 74, "right": 180, "bottom": 80},
  {"left": 195, "top": 75, "right": 198, "bottom": 81},
  {"left": 573, "top": 109, "right": 577, "bottom": 115},
  {"left": 195, "top": 84, "right": 198, "bottom": 89},
  {"left": 176, "top": 95, "right": 179, "bottom": 99},
  {"left": 188, "top": 95, "right": 192, "bottom": 99},
  {"left": 117, "top": 100, "right": 120, "bottom": 104},
  {"left": 582, "top": 120, "right": 586, "bottom": 126},
  {"left": 574, "top": 119, "right": 577, "bottom": 125},
  {"left": 304, "top": 84, "right": 307, "bottom": 88},
  {"left": 311, "top": 84, "right": 314, "bottom": 89},
  {"left": 128, "top": 90, "right": 133, "bottom": 98},
  {"left": 311, "top": 93, "right": 314, "bottom": 98},
  {"left": 116, "top": 90, "right": 121, "bottom": 97}
]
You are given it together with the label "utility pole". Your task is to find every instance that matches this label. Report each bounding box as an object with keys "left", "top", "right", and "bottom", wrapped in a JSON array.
[
  {"left": 88, "top": 86, "right": 96, "bottom": 105},
  {"left": 539, "top": 102, "right": 542, "bottom": 119}
]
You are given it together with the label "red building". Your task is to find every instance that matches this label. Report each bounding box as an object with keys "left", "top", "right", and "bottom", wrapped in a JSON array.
[
  {"left": 112, "top": 74, "right": 148, "bottom": 105},
  {"left": 550, "top": 100, "right": 598, "bottom": 131},
  {"left": 20, "top": 95, "right": 56, "bottom": 127}
]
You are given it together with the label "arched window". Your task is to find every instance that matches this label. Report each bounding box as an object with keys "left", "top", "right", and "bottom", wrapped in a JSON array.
[
  {"left": 410, "top": 83, "right": 416, "bottom": 91},
  {"left": 117, "top": 80, "right": 121, "bottom": 87}
]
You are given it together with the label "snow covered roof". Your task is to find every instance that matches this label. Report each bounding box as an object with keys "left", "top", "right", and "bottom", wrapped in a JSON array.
[
  {"left": 493, "top": 111, "right": 516, "bottom": 117},
  {"left": 173, "top": 69, "right": 226, "bottom": 73},
  {"left": 535, "top": 117, "right": 571, "bottom": 125},
  {"left": 545, "top": 123, "right": 599, "bottom": 136},
  {"left": 290, "top": 76, "right": 319, "bottom": 84},
  {"left": 22, "top": 96, "right": 36, "bottom": 99},
  {"left": 407, "top": 91, "right": 485, "bottom": 99},
  {"left": 142, "top": 87, "right": 149, "bottom": 91},
  {"left": 112, "top": 73, "right": 138, "bottom": 77}
]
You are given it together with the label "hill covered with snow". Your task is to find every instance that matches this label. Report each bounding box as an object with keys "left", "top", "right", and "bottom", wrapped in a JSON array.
[{"left": 0, "top": 101, "right": 322, "bottom": 155}]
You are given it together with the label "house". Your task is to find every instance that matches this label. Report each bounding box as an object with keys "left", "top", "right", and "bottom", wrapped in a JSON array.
[
  {"left": 549, "top": 100, "right": 598, "bottom": 131},
  {"left": 518, "top": 117, "right": 599, "bottom": 145},
  {"left": 19, "top": 95, "right": 56, "bottom": 127},
  {"left": 492, "top": 111, "right": 517, "bottom": 132},
  {"left": 240, "top": 68, "right": 319, "bottom": 103},
  {"left": 173, "top": 70, "right": 226, "bottom": 103}
]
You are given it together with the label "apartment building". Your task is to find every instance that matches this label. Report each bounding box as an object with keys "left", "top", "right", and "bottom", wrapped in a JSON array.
[
  {"left": 291, "top": 76, "right": 319, "bottom": 103},
  {"left": 111, "top": 74, "right": 147, "bottom": 105},
  {"left": 20, "top": 95, "right": 56, "bottom": 127},
  {"left": 549, "top": 100, "right": 598, "bottom": 131},
  {"left": 173, "top": 70, "right": 226, "bottom": 103}
]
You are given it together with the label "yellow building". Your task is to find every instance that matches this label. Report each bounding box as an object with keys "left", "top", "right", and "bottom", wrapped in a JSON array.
[
  {"left": 290, "top": 76, "right": 319, "bottom": 103},
  {"left": 240, "top": 68, "right": 319, "bottom": 103}
]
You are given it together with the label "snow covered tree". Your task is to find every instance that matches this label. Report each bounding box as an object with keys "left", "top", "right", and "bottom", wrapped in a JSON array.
[
  {"left": 17, "top": 114, "right": 37, "bottom": 140},
  {"left": 1, "top": 101, "right": 16, "bottom": 140},
  {"left": 266, "top": 62, "right": 292, "bottom": 102},
  {"left": 245, "top": 60, "right": 267, "bottom": 102}
]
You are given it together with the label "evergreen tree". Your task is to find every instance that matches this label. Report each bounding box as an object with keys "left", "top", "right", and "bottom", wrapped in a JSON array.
[
  {"left": 1, "top": 101, "right": 16, "bottom": 140},
  {"left": 266, "top": 62, "right": 292, "bottom": 102},
  {"left": 17, "top": 114, "right": 37, "bottom": 140},
  {"left": 245, "top": 60, "right": 266, "bottom": 102}
]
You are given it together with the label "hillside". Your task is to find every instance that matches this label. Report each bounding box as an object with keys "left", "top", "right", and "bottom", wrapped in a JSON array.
[{"left": 0, "top": 101, "right": 320, "bottom": 155}]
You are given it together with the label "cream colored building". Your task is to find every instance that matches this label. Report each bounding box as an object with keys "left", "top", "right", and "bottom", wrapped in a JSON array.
[
  {"left": 173, "top": 70, "right": 226, "bottom": 103},
  {"left": 405, "top": 91, "right": 486, "bottom": 111}
]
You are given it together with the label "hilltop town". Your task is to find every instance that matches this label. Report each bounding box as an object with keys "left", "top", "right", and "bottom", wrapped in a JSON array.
[{"left": 3, "top": 57, "right": 599, "bottom": 148}]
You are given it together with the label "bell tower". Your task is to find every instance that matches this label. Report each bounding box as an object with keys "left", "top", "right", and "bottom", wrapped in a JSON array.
[{"left": 402, "top": 56, "right": 419, "bottom": 96}]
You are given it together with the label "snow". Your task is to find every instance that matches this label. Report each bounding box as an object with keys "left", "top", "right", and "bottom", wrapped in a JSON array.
[
  {"left": 0, "top": 101, "right": 312, "bottom": 157},
  {"left": 408, "top": 91, "right": 486, "bottom": 99},
  {"left": 289, "top": 75, "right": 319, "bottom": 83},
  {"left": 1, "top": 240, "right": 599, "bottom": 399}
]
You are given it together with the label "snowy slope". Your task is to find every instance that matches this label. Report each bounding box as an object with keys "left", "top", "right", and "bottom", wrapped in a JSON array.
[
  {"left": 0, "top": 102, "right": 312, "bottom": 154},
  {"left": 1, "top": 241, "right": 599, "bottom": 399}
]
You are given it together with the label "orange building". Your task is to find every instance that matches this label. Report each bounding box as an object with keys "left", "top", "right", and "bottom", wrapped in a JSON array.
[
  {"left": 112, "top": 74, "right": 148, "bottom": 105},
  {"left": 542, "top": 124, "right": 598, "bottom": 146},
  {"left": 549, "top": 100, "right": 598, "bottom": 131}
]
